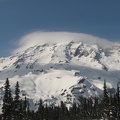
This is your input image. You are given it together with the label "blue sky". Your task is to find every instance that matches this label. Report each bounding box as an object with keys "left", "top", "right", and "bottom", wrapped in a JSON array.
[{"left": 0, "top": 0, "right": 120, "bottom": 57}]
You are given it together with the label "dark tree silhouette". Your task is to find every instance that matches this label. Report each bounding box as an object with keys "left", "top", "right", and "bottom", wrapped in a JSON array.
[{"left": 2, "top": 78, "right": 13, "bottom": 120}]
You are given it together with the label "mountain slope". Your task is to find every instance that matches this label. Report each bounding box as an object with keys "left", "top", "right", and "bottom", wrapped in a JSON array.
[{"left": 0, "top": 41, "right": 120, "bottom": 110}]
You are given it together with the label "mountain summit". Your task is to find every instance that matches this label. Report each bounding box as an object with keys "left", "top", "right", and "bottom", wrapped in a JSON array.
[{"left": 0, "top": 40, "right": 120, "bottom": 110}]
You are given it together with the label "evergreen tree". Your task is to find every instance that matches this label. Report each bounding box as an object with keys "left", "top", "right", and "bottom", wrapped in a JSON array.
[
  {"left": 102, "top": 80, "right": 110, "bottom": 119},
  {"left": 116, "top": 83, "right": 120, "bottom": 119},
  {"left": 2, "top": 78, "right": 13, "bottom": 120},
  {"left": 44, "top": 104, "right": 49, "bottom": 120},
  {"left": 26, "top": 102, "right": 31, "bottom": 120},
  {"left": 14, "top": 81, "right": 20, "bottom": 104},
  {"left": 93, "top": 97, "right": 102, "bottom": 118},
  {"left": 19, "top": 100, "right": 24, "bottom": 120},
  {"left": 13, "top": 81, "right": 20, "bottom": 119},
  {"left": 37, "top": 99, "right": 44, "bottom": 120},
  {"left": 87, "top": 97, "right": 93, "bottom": 118},
  {"left": 81, "top": 98, "right": 88, "bottom": 119},
  {"left": 59, "top": 101, "right": 66, "bottom": 120},
  {"left": 109, "top": 94, "right": 116, "bottom": 119},
  {"left": 23, "top": 96, "right": 28, "bottom": 120}
]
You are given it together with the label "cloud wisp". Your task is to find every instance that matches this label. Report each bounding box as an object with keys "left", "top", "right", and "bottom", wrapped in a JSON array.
[{"left": 13, "top": 31, "right": 114, "bottom": 54}]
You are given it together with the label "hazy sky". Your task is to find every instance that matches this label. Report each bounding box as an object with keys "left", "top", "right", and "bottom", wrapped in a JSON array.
[{"left": 0, "top": 0, "right": 120, "bottom": 57}]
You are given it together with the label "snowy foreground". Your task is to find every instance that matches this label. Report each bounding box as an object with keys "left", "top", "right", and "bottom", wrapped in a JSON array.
[{"left": 0, "top": 40, "right": 120, "bottom": 111}]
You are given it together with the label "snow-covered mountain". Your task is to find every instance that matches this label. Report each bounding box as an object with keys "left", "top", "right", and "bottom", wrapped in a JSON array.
[{"left": 0, "top": 40, "right": 120, "bottom": 110}]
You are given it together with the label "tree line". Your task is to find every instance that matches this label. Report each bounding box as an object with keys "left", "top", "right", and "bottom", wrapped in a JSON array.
[{"left": 1, "top": 78, "right": 120, "bottom": 120}]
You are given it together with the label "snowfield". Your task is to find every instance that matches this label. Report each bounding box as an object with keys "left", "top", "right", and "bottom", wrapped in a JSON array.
[{"left": 0, "top": 40, "right": 120, "bottom": 111}]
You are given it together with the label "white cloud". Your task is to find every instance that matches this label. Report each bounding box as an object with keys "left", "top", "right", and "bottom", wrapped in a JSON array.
[{"left": 13, "top": 31, "right": 114, "bottom": 54}]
